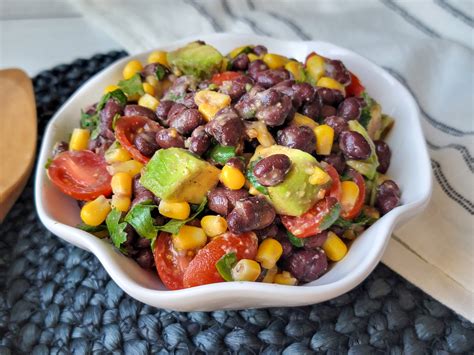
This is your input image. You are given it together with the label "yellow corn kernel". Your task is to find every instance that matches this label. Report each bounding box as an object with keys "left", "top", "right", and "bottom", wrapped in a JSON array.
[
  {"left": 322, "top": 231, "right": 347, "bottom": 261},
  {"left": 247, "top": 53, "right": 261, "bottom": 62},
  {"left": 232, "top": 259, "right": 261, "bottom": 282},
  {"left": 104, "top": 84, "right": 120, "bottom": 94},
  {"left": 292, "top": 112, "right": 319, "bottom": 130},
  {"left": 138, "top": 93, "right": 160, "bottom": 111},
  {"left": 80, "top": 195, "right": 111, "bottom": 226},
  {"left": 256, "top": 238, "right": 283, "bottom": 269},
  {"left": 147, "top": 50, "right": 169, "bottom": 66},
  {"left": 159, "top": 200, "right": 191, "bottom": 220},
  {"left": 246, "top": 121, "right": 276, "bottom": 147},
  {"left": 317, "top": 76, "right": 345, "bottom": 94},
  {"left": 341, "top": 181, "right": 360, "bottom": 211},
  {"left": 106, "top": 160, "right": 143, "bottom": 177},
  {"left": 122, "top": 60, "right": 143, "bottom": 80},
  {"left": 262, "top": 266, "right": 278, "bottom": 283},
  {"left": 220, "top": 165, "right": 246, "bottom": 190},
  {"left": 201, "top": 215, "right": 228, "bottom": 237},
  {"left": 274, "top": 271, "right": 297, "bottom": 286},
  {"left": 309, "top": 166, "right": 331, "bottom": 185},
  {"left": 263, "top": 53, "right": 289, "bottom": 69},
  {"left": 229, "top": 45, "right": 253, "bottom": 58},
  {"left": 313, "top": 124, "right": 334, "bottom": 155},
  {"left": 194, "top": 90, "right": 231, "bottom": 121},
  {"left": 142, "top": 82, "right": 155, "bottom": 96},
  {"left": 172, "top": 225, "right": 207, "bottom": 250},
  {"left": 105, "top": 146, "right": 132, "bottom": 164},
  {"left": 111, "top": 194, "right": 131, "bottom": 212},
  {"left": 69, "top": 128, "right": 90, "bottom": 151},
  {"left": 111, "top": 172, "right": 132, "bottom": 197},
  {"left": 285, "top": 61, "right": 305, "bottom": 82},
  {"left": 306, "top": 54, "right": 326, "bottom": 83}
]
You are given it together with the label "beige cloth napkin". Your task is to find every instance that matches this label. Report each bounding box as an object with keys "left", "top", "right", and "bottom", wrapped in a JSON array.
[{"left": 71, "top": 0, "right": 474, "bottom": 321}]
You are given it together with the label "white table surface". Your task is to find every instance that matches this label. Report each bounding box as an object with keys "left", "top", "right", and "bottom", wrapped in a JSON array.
[{"left": 0, "top": 0, "right": 122, "bottom": 77}]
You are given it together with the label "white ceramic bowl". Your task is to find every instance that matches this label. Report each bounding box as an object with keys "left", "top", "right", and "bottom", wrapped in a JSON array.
[{"left": 35, "top": 33, "right": 431, "bottom": 311}]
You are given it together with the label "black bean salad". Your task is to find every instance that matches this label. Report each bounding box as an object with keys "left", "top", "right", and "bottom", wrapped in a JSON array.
[{"left": 46, "top": 42, "right": 401, "bottom": 289}]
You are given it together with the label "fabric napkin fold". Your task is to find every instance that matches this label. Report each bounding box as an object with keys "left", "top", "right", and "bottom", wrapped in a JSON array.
[{"left": 71, "top": 0, "right": 474, "bottom": 321}]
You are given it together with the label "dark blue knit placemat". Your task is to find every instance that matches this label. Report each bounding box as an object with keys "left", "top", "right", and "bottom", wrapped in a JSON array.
[{"left": 1, "top": 51, "right": 473, "bottom": 355}]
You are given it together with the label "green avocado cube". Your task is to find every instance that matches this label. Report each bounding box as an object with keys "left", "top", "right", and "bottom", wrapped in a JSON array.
[
  {"left": 167, "top": 41, "right": 223, "bottom": 79},
  {"left": 140, "top": 148, "right": 220, "bottom": 204}
]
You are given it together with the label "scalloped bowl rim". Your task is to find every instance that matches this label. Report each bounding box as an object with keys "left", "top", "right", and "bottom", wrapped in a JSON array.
[{"left": 35, "top": 33, "right": 432, "bottom": 311}]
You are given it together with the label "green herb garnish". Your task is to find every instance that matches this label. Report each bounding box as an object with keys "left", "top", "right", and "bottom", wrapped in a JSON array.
[
  {"left": 155, "top": 65, "right": 166, "bottom": 81},
  {"left": 287, "top": 231, "right": 305, "bottom": 248},
  {"left": 319, "top": 202, "right": 341, "bottom": 231},
  {"left": 216, "top": 252, "right": 237, "bottom": 281},
  {"left": 209, "top": 145, "right": 236, "bottom": 165},
  {"left": 118, "top": 73, "right": 145, "bottom": 97},
  {"left": 105, "top": 208, "right": 128, "bottom": 249},
  {"left": 97, "top": 89, "right": 127, "bottom": 111}
]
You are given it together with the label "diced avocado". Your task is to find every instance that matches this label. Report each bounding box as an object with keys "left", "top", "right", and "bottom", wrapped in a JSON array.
[
  {"left": 250, "top": 145, "right": 323, "bottom": 216},
  {"left": 140, "top": 148, "right": 220, "bottom": 204},
  {"left": 167, "top": 42, "right": 223, "bottom": 79}
]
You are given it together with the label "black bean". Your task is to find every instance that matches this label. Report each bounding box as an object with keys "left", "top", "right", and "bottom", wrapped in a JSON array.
[
  {"left": 124, "top": 104, "right": 157, "bottom": 121},
  {"left": 337, "top": 97, "right": 362, "bottom": 121},
  {"left": 135, "top": 249, "right": 154, "bottom": 269},
  {"left": 374, "top": 140, "right": 391, "bottom": 173},
  {"left": 155, "top": 100, "right": 175, "bottom": 126},
  {"left": 339, "top": 131, "right": 371, "bottom": 160},
  {"left": 254, "top": 222, "right": 279, "bottom": 241},
  {"left": 227, "top": 196, "right": 276, "bottom": 234},
  {"left": 304, "top": 231, "right": 328, "bottom": 250},
  {"left": 321, "top": 105, "right": 337, "bottom": 118},
  {"left": 207, "top": 187, "right": 249, "bottom": 216},
  {"left": 226, "top": 157, "right": 245, "bottom": 172},
  {"left": 277, "top": 125, "right": 316, "bottom": 154},
  {"left": 220, "top": 75, "right": 254, "bottom": 102},
  {"left": 376, "top": 180, "right": 401, "bottom": 215},
  {"left": 100, "top": 99, "right": 123, "bottom": 131},
  {"left": 324, "top": 59, "right": 351, "bottom": 85},
  {"left": 87, "top": 135, "right": 113, "bottom": 155},
  {"left": 300, "top": 100, "right": 322, "bottom": 120},
  {"left": 141, "top": 63, "right": 167, "bottom": 79},
  {"left": 163, "top": 75, "right": 197, "bottom": 101},
  {"left": 234, "top": 85, "right": 266, "bottom": 119},
  {"left": 255, "top": 89, "right": 293, "bottom": 126},
  {"left": 205, "top": 108, "right": 244, "bottom": 146},
  {"left": 133, "top": 131, "right": 159, "bottom": 157},
  {"left": 253, "top": 154, "right": 292, "bottom": 187},
  {"left": 324, "top": 115, "right": 348, "bottom": 138},
  {"left": 231, "top": 53, "right": 250, "bottom": 71},
  {"left": 284, "top": 248, "right": 328, "bottom": 283},
  {"left": 188, "top": 126, "right": 212, "bottom": 156},
  {"left": 155, "top": 128, "right": 185, "bottom": 148},
  {"left": 247, "top": 60, "right": 268, "bottom": 80},
  {"left": 169, "top": 108, "right": 203, "bottom": 135},
  {"left": 255, "top": 69, "right": 290, "bottom": 88},
  {"left": 182, "top": 92, "right": 198, "bottom": 109},
  {"left": 292, "top": 82, "right": 316, "bottom": 105},
  {"left": 252, "top": 45, "right": 268, "bottom": 56},
  {"left": 316, "top": 87, "right": 344, "bottom": 106},
  {"left": 323, "top": 152, "right": 346, "bottom": 175}
]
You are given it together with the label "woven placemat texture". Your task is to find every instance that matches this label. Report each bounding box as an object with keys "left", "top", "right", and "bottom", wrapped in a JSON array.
[{"left": 0, "top": 51, "right": 473, "bottom": 355}]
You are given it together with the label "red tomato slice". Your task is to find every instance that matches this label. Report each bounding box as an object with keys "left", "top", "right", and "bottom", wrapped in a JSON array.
[
  {"left": 341, "top": 170, "right": 366, "bottom": 220},
  {"left": 324, "top": 164, "right": 342, "bottom": 201},
  {"left": 115, "top": 115, "right": 161, "bottom": 164},
  {"left": 154, "top": 232, "right": 194, "bottom": 290},
  {"left": 281, "top": 197, "right": 338, "bottom": 238},
  {"left": 182, "top": 232, "right": 258, "bottom": 288},
  {"left": 48, "top": 150, "right": 112, "bottom": 201},
  {"left": 211, "top": 71, "right": 243, "bottom": 86},
  {"left": 345, "top": 72, "right": 365, "bottom": 97}
]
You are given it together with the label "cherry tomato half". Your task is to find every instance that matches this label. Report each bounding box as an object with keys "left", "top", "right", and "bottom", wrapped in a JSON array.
[
  {"left": 345, "top": 72, "right": 365, "bottom": 97},
  {"left": 211, "top": 71, "right": 243, "bottom": 86},
  {"left": 154, "top": 232, "right": 194, "bottom": 290},
  {"left": 115, "top": 115, "right": 161, "bottom": 164},
  {"left": 340, "top": 169, "right": 366, "bottom": 220},
  {"left": 182, "top": 232, "right": 258, "bottom": 288},
  {"left": 324, "top": 163, "right": 342, "bottom": 201},
  {"left": 281, "top": 197, "right": 339, "bottom": 238},
  {"left": 47, "top": 150, "right": 112, "bottom": 201}
]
